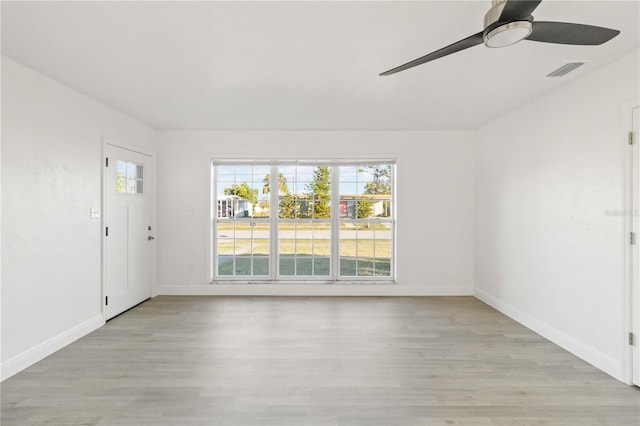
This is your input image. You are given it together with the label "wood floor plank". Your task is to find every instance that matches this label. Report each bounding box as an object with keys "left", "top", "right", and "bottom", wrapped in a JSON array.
[{"left": 2, "top": 296, "right": 639, "bottom": 425}]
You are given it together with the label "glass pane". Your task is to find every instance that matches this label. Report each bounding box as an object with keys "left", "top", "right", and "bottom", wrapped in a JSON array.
[
  {"left": 217, "top": 255, "right": 233, "bottom": 275},
  {"left": 116, "top": 177, "right": 126, "bottom": 193},
  {"left": 216, "top": 242, "right": 234, "bottom": 257},
  {"left": 136, "top": 164, "right": 144, "bottom": 179},
  {"left": 116, "top": 160, "right": 126, "bottom": 177},
  {"left": 313, "top": 238, "right": 331, "bottom": 257},
  {"left": 252, "top": 238, "right": 270, "bottom": 256},
  {"left": 279, "top": 238, "right": 296, "bottom": 255},
  {"left": 357, "top": 257, "right": 375, "bottom": 276},
  {"left": 217, "top": 221, "right": 234, "bottom": 237},
  {"left": 126, "top": 178, "right": 136, "bottom": 194},
  {"left": 294, "top": 231, "right": 313, "bottom": 260},
  {"left": 313, "top": 257, "right": 330, "bottom": 276},
  {"left": 127, "top": 162, "right": 137, "bottom": 179},
  {"left": 235, "top": 257, "right": 251, "bottom": 275},
  {"left": 339, "top": 165, "right": 393, "bottom": 219},
  {"left": 340, "top": 259, "right": 357, "bottom": 276},
  {"left": 254, "top": 197, "right": 270, "bottom": 218},
  {"left": 356, "top": 197, "right": 374, "bottom": 219},
  {"left": 279, "top": 255, "right": 295, "bottom": 275},
  {"left": 216, "top": 164, "right": 270, "bottom": 221},
  {"left": 313, "top": 223, "right": 331, "bottom": 265},
  {"left": 216, "top": 165, "right": 236, "bottom": 180},
  {"left": 356, "top": 238, "right": 375, "bottom": 276},
  {"left": 380, "top": 199, "right": 392, "bottom": 218},
  {"left": 311, "top": 196, "right": 331, "bottom": 219},
  {"left": 234, "top": 239, "right": 252, "bottom": 256},
  {"left": 339, "top": 167, "right": 357, "bottom": 183},
  {"left": 279, "top": 195, "right": 299, "bottom": 219},
  {"left": 374, "top": 231, "right": 392, "bottom": 255},
  {"left": 136, "top": 180, "right": 143, "bottom": 194},
  {"left": 374, "top": 232, "right": 392, "bottom": 277},
  {"left": 295, "top": 257, "right": 313, "bottom": 275},
  {"left": 374, "top": 260, "right": 391, "bottom": 276},
  {"left": 252, "top": 257, "right": 269, "bottom": 276},
  {"left": 339, "top": 231, "right": 357, "bottom": 276},
  {"left": 298, "top": 197, "right": 311, "bottom": 219}
]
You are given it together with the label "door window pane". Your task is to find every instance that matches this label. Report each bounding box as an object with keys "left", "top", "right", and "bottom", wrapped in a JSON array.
[{"left": 116, "top": 160, "right": 144, "bottom": 194}]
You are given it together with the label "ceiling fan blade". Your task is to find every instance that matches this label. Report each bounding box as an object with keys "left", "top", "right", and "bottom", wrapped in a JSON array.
[
  {"left": 527, "top": 21, "right": 620, "bottom": 45},
  {"left": 380, "top": 32, "right": 484, "bottom": 76},
  {"left": 499, "top": 0, "right": 542, "bottom": 22}
]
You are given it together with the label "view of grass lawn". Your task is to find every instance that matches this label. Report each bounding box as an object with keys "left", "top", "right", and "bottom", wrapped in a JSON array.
[
  {"left": 217, "top": 239, "right": 390, "bottom": 258},
  {"left": 217, "top": 254, "right": 390, "bottom": 277},
  {"left": 217, "top": 221, "right": 391, "bottom": 277}
]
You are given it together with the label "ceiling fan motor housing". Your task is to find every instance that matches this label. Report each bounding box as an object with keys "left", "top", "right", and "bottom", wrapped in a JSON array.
[{"left": 483, "top": 0, "right": 533, "bottom": 48}]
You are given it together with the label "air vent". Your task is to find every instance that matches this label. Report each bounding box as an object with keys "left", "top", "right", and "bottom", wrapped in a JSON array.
[{"left": 547, "top": 62, "right": 586, "bottom": 77}]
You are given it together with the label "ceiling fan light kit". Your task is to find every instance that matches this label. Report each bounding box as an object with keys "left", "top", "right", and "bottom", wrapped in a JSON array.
[
  {"left": 380, "top": 0, "right": 620, "bottom": 76},
  {"left": 484, "top": 21, "right": 533, "bottom": 48}
]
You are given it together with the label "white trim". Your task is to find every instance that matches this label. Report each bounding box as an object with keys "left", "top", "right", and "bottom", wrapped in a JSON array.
[
  {"left": 104, "top": 140, "right": 152, "bottom": 158},
  {"left": 1, "top": 315, "right": 104, "bottom": 382},
  {"left": 618, "top": 98, "right": 640, "bottom": 384},
  {"left": 157, "top": 284, "right": 472, "bottom": 296},
  {"left": 474, "top": 288, "right": 624, "bottom": 382},
  {"left": 210, "top": 155, "right": 398, "bottom": 163},
  {"left": 211, "top": 160, "right": 397, "bottom": 282}
]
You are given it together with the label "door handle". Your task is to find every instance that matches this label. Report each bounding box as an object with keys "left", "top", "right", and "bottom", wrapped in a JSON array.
[{"left": 148, "top": 236, "right": 155, "bottom": 241}]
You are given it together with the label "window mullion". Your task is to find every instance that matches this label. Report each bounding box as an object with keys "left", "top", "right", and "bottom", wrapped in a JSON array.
[
  {"left": 270, "top": 164, "right": 278, "bottom": 280},
  {"left": 211, "top": 163, "right": 217, "bottom": 282},
  {"left": 331, "top": 166, "right": 340, "bottom": 280}
]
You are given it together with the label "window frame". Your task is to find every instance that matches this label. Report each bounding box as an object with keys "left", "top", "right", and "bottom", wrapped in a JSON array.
[{"left": 211, "top": 159, "right": 396, "bottom": 283}]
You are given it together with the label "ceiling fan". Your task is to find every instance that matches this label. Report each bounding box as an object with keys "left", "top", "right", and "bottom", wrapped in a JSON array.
[{"left": 380, "top": 0, "right": 620, "bottom": 76}]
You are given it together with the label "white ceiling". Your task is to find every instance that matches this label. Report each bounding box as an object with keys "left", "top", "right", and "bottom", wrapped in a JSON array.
[{"left": 2, "top": 1, "right": 638, "bottom": 130}]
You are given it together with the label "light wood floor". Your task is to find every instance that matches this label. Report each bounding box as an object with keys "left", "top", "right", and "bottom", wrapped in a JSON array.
[{"left": 2, "top": 296, "right": 639, "bottom": 425}]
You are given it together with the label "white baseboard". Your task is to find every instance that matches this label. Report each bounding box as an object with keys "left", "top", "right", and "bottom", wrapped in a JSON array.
[
  {"left": 474, "top": 288, "right": 623, "bottom": 382},
  {"left": 1, "top": 314, "right": 105, "bottom": 381},
  {"left": 158, "top": 284, "right": 473, "bottom": 296}
]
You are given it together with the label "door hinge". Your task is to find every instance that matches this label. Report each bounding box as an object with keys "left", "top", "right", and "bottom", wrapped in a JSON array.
[
  {"left": 630, "top": 332, "right": 634, "bottom": 346},
  {"left": 631, "top": 232, "right": 636, "bottom": 245},
  {"left": 106, "top": 157, "right": 109, "bottom": 167},
  {"left": 105, "top": 227, "right": 109, "bottom": 237},
  {"left": 630, "top": 131, "right": 635, "bottom": 146},
  {"left": 105, "top": 296, "right": 108, "bottom": 306}
]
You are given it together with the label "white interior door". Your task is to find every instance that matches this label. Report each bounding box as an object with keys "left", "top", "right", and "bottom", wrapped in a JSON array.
[
  {"left": 104, "top": 144, "right": 153, "bottom": 320},
  {"left": 632, "top": 106, "right": 640, "bottom": 385}
]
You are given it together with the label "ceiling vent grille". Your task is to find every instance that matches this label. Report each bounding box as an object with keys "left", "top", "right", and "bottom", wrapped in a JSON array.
[{"left": 547, "top": 62, "right": 586, "bottom": 77}]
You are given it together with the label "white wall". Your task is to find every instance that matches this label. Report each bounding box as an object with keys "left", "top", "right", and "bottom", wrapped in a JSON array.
[
  {"left": 1, "top": 57, "right": 155, "bottom": 380},
  {"left": 474, "top": 50, "right": 640, "bottom": 381},
  {"left": 156, "top": 131, "right": 474, "bottom": 295}
]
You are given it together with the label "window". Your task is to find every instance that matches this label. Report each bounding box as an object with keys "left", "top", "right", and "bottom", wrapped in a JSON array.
[
  {"left": 212, "top": 160, "right": 395, "bottom": 282},
  {"left": 215, "top": 164, "right": 270, "bottom": 277},
  {"left": 338, "top": 165, "right": 392, "bottom": 277},
  {"left": 278, "top": 164, "right": 332, "bottom": 277},
  {"left": 116, "top": 160, "right": 143, "bottom": 194}
]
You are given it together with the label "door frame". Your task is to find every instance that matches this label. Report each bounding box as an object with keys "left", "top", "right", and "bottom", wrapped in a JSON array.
[
  {"left": 623, "top": 99, "right": 639, "bottom": 385},
  {"left": 101, "top": 138, "right": 156, "bottom": 319}
]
